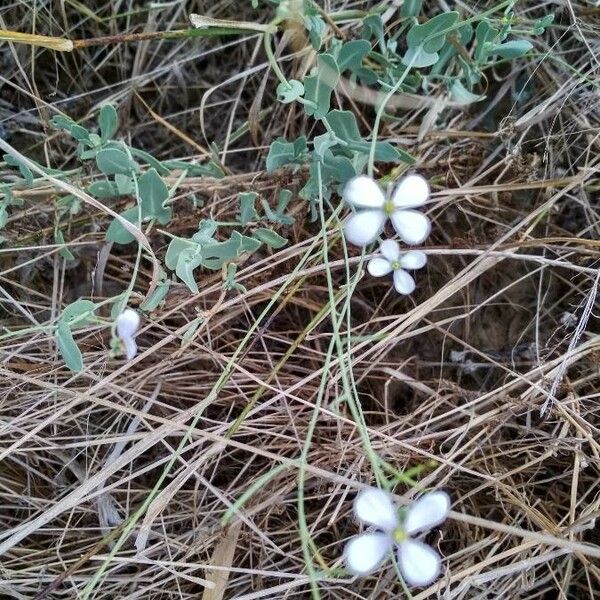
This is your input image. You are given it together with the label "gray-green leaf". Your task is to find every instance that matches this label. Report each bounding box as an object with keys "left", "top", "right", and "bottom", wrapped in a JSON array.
[
  {"left": 491, "top": 40, "right": 532, "bottom": 59},
  {"left": 96, "top": 148, "right": 139, "bottom": 176},
  {"left": 303, "top": 53, "right": 340, "bottom": 119},
  {"left": 138, "top": 168, "right": 171, "bottom": 224},
  {"left": 239, "top": 192, "right": 259, "bottom": 225},
  {"left": 99, "top": 104, "right": 118, "bottom": 143},
  {"left": 56, "top": 321, "right": 84, "bottom": 372},
  {"left": 253, "top": 228, "right": 287, "bottom": 249}
]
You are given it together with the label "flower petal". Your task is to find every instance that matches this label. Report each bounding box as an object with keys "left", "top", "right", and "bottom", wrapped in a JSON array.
[
  {"left": 393, "top": 269, "right": 415, "bottom": 295},
  {"left": 367, "top": 257, "right": 393, "bottom": 277},
  {"left": 390, "top": 210, "right": 431, "bottom": 245},
  {"left": 379, "top": 239, "right": 401, "bottom": 263},
  {"left": 391, "top": 174, "right": 429, "bottom": 208},
  {"left": 354, "top": 487, "right": 399, "bottom": 532},
  {"left": 400, "top": 251, "right": 427, "bottom": 270},
  {"left": 343, "top": 175, "right": 386, "bottom": 209},
  {"left": 122, "top": 337, "right": 138, "bottom": 360},
  {"left": 344, "top": 210, "right": 386, "bottom": 246},
  {"left": 345, "top": 533, "right": 392, "bottom": 576},
  {"left": 397, "top": 539, "right": 442, "bottom": 587},
  {"left": 404, "top": 491, "right": 451, "bottom": 535},
  {"left": 116, "top": 309, "right": 140, "bottom": 339}
]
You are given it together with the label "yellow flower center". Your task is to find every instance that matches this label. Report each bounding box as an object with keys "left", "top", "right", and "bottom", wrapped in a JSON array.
[
  {"left": 383, "top": 200, "right": 395, "bottom": 216},
  {"left": 390, "top": 260, "right": 401, "bottom": 270},
  {"left": 392, "top": 526, "right": 408, "bottom": 543}
]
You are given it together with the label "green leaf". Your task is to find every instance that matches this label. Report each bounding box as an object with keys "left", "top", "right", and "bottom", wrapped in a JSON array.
[
  {"left": 402, "top": 45, "right": 439, "bottom": 68},
  {"left": 326, "top": 110, "right": 414, "bottom": 163},
  {"left": 56, "top": 321, "right": 83, "bottom": 372},
  {"left": 4, "top": 154, "right": 33, "bottom": 184},
  {"left": 51, "top": 115, "right": 76, "bottom": 131},
  {"left": 491, "top": 40, "right": 533, "bottom": 59},
  {"left": 266, "top": 136, "right": 307, "bottom": 171},
  {"left": 533, "top": 14, "right": 554, "bottom": 35},
  {"left": 96, "top": 148, "right": 139, "bottom": 176},
  {"left": 303, "top": 53, "right": 340, "bottom": 119},
  {"left": 140, "top": 275, "right": 170, "bottom": 311},
  {"left": 105, "top": 206, "right": 138, "bottom": 244},
  {"left": 129, "top": 148, "right": 171, "bottom": 175},
  {"left": 191, "top": 220, "right": 218, "bottom": 245},
  {"left": 176, "top": 247, "right": 203, "bottom": 294},
  {"left": 475, "top": 20, "right": 499, "bottom": 63},
  {"left": 304, "top": 14, "right": 326, "bottom": 50},
  {"left": 407, "top": 11, "right": 459, "bottom": 53},
  {"left": 0, "top": 204, "right": 8, "bottom": 229},
  {"left": 337, "top": 40, "right": 371, "bottom": 72},
  {"left": 161, "top": 158, "right": 224, "bottom": 178},
  {"left": 165, "top": 236, "right": 197, "bottom": 270},
  {"left": 138, "top": 168, "right": 171, "bottom": 224},
  {"left": 239, "top": 192, "right": 259, "bottom": 225},
  {"left": 60, "top": 299, "right": 96, "bottom": 327},
  {"left": 253, "top": 228, "right": 287, "bottom": 249},
  {"left": 114, "top": 174, "right": 133, "bottom": 195},
  {"left": 362, "top": 14, "right": 384, "bottom": 47},
  {"left": 99, "top": 104, "right": 118, "bottom": 143},
  {"left": 71, "top": 124, "right": 92, "bottom": 143},
  {"left": 55, "top": 230, "right": 75, "bottom": 261},
  {"left": 56, "top": 195, "right": 80, "bottom": 216},
  {"left": 87, "top": 180, "right": 121, "bottom": 198},
  {"left": 276, "top": 79, "right": 305, "bottom": 104},
  {"left": 450, "top": 80, "right": 485, "bottom": 105},
  {"left": 181, "top": 316, "right": 203, "bottom": 345},
  {"left": 401, "top": 0, "right": 423, "bottom": 17}
]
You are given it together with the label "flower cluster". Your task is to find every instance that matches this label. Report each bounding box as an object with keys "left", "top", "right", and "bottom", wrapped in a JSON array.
[
  {"left": 343, "top": 173, "right": 431, "bottom": 294},
  {"left": 345, "top": 487, "right": 450, "bottom": 587}
]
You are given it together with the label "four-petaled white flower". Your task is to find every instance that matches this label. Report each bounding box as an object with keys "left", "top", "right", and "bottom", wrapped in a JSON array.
[
  {"left": 345, "top": 487, "right": 450, "bottom": 587},
  {"left": 367, "top": 239, "right": 427, "bottom": 295},
  {"left": 116, "top": 308, "right": 141, "bottom": 360},
  {"left": 343, "top": 174, "right": 431, "bottom": 247}
]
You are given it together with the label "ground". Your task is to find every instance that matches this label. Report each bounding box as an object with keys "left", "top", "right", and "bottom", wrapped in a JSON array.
[{"left": 0, "top": 1, "right": 599, "bottom": 599}]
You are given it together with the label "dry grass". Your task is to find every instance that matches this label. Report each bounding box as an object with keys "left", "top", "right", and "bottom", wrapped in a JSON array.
[{"left": 1, "top": 1, "right": 599, "bottom": 599}]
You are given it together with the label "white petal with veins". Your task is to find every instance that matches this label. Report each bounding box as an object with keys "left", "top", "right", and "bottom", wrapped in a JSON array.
[
  {"left": 354, "top": 487, "right": 399, "bottom": 532},
  {"left": 404, "top": 491, "right": 450, "bottom": 535},
  {"left": 343, "top": 175, "right": 386, "bottom": 208},
  {"left": 379, "top": 239, "right": 401, "bottom": 263},
  {"left": 345, "top": 533, "right": 392, "bottom": 575},
  {"left": 400, "top": 251, "right": 427, "bottom": 270},
  {"left": 393, "top": 270, "right": 416, "bottom": 295},
  {"left": 367, "top": 257, "right": 393, "bottom": 277},
  {"left": 344, "top": 210, "right": 386, "bottom": 246},
  {"left": 391, "top": 174, "right": 429, "bottom": 208},
  {"left": 390, "top": 210, "right": 431, "bottom": 245},
  {"left": 397, "top": 539, "right": 442, "bottom": 587}
]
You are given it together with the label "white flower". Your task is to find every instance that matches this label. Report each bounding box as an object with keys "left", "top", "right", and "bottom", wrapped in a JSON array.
[
  {"left": 343, "top": 174, "right": 431, "bottom": 247},
  {"left": 344, "top": 488, "right": 450, "bottom": 587},
  {"left": 367, "top": 239, "right": 427, "bottom": 295},
  {"left": 116, "top": 308, "right": 140, "bottom": 360}
]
